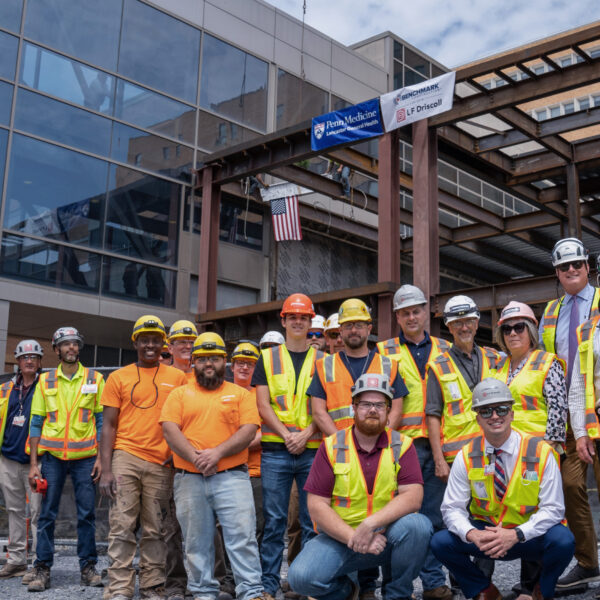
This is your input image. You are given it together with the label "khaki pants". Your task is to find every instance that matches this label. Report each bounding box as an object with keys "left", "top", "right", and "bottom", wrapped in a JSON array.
[
  {"left": 562, "top": 428, "right": 600, "bottom": 570},
  {"left": 0, "top": 454, "right": 41, "bottom": 565},
  {"left": 107, "top": 450, "right": 173, "bottom": 597}
]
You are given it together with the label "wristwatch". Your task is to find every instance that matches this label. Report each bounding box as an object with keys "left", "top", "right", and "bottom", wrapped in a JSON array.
[{"left": 515, "top": 527, "right": 525, "bottom": 542}]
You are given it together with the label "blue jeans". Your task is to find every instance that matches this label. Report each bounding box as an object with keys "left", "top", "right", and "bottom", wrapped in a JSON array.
[
  {"left": 35, "top": 453, "right": 97, "bottom": 569},
  {"left": 288, "top": 512, "right": 432, "bottom": 600},
  {"left": 174, "top": 468, "right": 263, "bottom": 600},
  {"left": 260, "top": 449, "right": 316, "bottom": 594},
  {"left": 431, "top": 522, "right": 575, "bottom": 599},
  {"left": 414, "top": 438, "right": 448, "bottom": 590}
]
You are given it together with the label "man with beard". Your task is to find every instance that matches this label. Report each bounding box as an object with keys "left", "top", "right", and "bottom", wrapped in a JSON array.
[
  {"left": 288, "top": 373, "right": 431, "bottom": 600},
  {"left": 27, "top": 327, "right": 104, "bottom": 592},
  {"left": 307, "top": 315, "right": 327, "bottom": 352},
  {"left": 99, "top": 316, "right": 187, "bottom": 600},
  {"left": 161, "top": 332, "right": 266, "bottom": 600}
]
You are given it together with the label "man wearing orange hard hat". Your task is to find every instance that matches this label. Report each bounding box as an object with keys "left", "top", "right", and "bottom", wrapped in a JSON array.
[{"left": 252, "top": 292, "right": 325, "bottom": 599}]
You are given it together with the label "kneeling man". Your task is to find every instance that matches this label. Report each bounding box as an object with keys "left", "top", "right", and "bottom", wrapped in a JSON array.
[
  {"left": 289, "top": 374, "right": 431, "bottom": 600},
  {"left": 431, "top": 378, "right": 574, "bottom": 600}
]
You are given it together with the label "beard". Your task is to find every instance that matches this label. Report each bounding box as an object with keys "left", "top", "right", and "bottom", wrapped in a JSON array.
[
  {"left": 343, "top": 334, "right": 367, "bottom": 350},
  {"left": 355, "top": 416, "right": 386, "bottom": 436},
  {"left": 195, "top": 362, "right": 226, "bottom": 390}
]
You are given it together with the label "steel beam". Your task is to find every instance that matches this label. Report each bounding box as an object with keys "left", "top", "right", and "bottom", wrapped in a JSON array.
[{"left": 567, "top": 162, "right": 582, "bottom": 238}]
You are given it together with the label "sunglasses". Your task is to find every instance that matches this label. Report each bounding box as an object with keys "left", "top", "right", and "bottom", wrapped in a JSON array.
[
  {"left": 160, "top": 352, "right": 171, "bottom": 359},
  {"left": 476, "top": 404, "right": 512, "bottom": 418},
  {"left": 500, "top": 322, "right": 527, "bottom": 335},
  {"left": 307, "top": 331, "right": 324, "bottom": 339},
  {"left": 326, "top": 331, "right": 340, "bottom": 339},
  {"left": 558, "top": 260, "right": 584, "bottom": 272}
]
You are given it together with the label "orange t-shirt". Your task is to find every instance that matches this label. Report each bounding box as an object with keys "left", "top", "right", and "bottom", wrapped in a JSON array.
[
  {"left": 185, "top": 371, "right": 195, "bottom": 382},
  {"left": 246, "top": 387, "right": 261, "bottom": 477},
  {"left": 159, "top": 380, "right": 260, "bottom": 473},
  {"left": 101, "top": 363, "right": 187, "bottom": 465}
]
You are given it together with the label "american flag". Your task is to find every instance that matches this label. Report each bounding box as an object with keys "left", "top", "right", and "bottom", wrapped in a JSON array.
[{"left": 270, "top": 196, "right": 302, "bottom": 242}]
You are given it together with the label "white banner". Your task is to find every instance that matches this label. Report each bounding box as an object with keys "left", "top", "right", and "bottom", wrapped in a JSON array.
[
  {"left": 260, "top": 182, "right": 311, "bottom": 202},
  {"left": 380, "top": 71, "right": 456, "bottom": 132}
]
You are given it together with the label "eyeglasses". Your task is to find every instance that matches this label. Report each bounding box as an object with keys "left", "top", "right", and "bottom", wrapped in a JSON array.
[
  {"left": 234, "top": 360, "right": 255, "bottom": 369},
  {"left": 500, "top": 322, "right": 527, "bottom": 336},
  {"left": 307, "top": 331, "right": 324, "bottom": 339},
  {"left": 195, "top": 356, "right": 223, "bottom": 365},
  {"left": 340, "top": 322, "right": 368, "bottom": 332},
  {"left": 476, "top": 404, "right": 512, "bottom": 418},
  {"left": 558, "top": 260, "right": 585, "bottom": 272},
  {"left": 160, "top": 352, "right": 171, "bottom": 359},
  {"left": 20, "top": 354, "right": 40, "bottom": 362},
  {"left": 326, "top": 331, "right": 340, "bottom": 339},
  {"left": 355, "top": 400, "right": 388, "bottom": 412}
]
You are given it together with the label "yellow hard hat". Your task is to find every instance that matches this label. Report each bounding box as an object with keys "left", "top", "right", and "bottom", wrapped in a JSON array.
[
  {"left": 232, "top": 341, "right": 260, "bottom": 362},
  {"left": 132, "top": 315, "right": 166, "bottom": 341},
  {"left": 168, "top": 319, "right": 198, "bottom": 342},
  {"left": 192, "top": 332, "right": 227, "bottom": 357},
  {"left": 338, "top": 298, "right": 371, "bottom": 325}
]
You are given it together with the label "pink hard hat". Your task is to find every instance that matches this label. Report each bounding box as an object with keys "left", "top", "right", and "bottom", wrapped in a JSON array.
[{"left": 497, "top": 301, "right": 538, "bottom": 326}]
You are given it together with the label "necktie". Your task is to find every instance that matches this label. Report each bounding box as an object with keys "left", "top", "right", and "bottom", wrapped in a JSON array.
[
  {"left": 493, "top": 449, "right": 507, "bottom": 499},
  {"left": 567, "top": 295, "right": 579, "bottom": 388}
]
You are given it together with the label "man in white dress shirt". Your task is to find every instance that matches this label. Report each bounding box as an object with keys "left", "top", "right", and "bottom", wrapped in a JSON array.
[{"left": 430, "top": 378, "right": 574, "bottom": 600}]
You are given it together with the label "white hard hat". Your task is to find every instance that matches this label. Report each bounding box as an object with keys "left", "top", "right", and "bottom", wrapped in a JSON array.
[
  {"left": 324, "top": 313, "right": 339, "bottom": 332},
  {"left": 14, "top": 339, "right": 43, "bottom": 358},
  {"left": 351, "top": 373, "right": 393, "bottom": 401},
  {"left": 472, "top": 378, "right": 514, "bottom": 411},
  {"left": 551, "top": 238, "right": 588, "bottom": 267},
  {"left": 393, "top": 284, "right": 427, "bottom": 311},
  {"left": 443, "top": 295, "right": 480, "bottom": 325},
  {"left": 260, "top": 331, "right": 285, "bottom": 348},
  {"left": 311, "top": 315, "right": 326, "bottom": 329}
]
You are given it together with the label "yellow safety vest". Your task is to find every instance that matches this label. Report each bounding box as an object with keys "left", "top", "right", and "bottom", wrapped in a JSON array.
[
  {"left": 576, "top": 316, "right": 600, "bottom": 439},
  {"left": 262, "top": 345, "right": 323, "bottom": 448},
  {"left": 32, "top": 367, "right": 103, "bottom": 460},
  {"left": 427, "top": 346, "right": 500, "bottom": 462},
  {"left": 315, "top": 353, "right": 396, "bottom": 430},
  {"left": 464, "top": 433, "right": 556, "bottom": 528},
  {"left": 0, "top": 380, "right": 14, "bottom": 451},
  {"left": 324, "top": 427, "right": 413, "bottom": 528},
  {"left": 377, "top": 335, "right": 450, "bottom": 438},
  {"left": 541, "top": 287, "right": 600, "bottom": 354},
  {"left": 494, "top": 350, "right": 558, "bottom": 437}
]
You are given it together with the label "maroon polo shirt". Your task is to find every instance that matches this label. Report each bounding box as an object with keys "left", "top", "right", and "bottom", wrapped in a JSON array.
[{"left": 304, "top": 427, "right": 423, "bottom": 498}]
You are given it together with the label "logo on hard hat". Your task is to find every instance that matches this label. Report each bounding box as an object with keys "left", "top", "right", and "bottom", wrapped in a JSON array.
[
  {"left": 313, "top": 122, "right": 325, "bottom": 140},
  {"left": 501, "top": 306, "right": 519, "bottom": 317},
  {"left": 367, "top": 376, "right": 379, "bottom": 387}
]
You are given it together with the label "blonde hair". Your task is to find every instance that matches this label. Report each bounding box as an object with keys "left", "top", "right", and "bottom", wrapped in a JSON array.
[{"left": 494, "top": 319, "right": 538, "bottom": 354}]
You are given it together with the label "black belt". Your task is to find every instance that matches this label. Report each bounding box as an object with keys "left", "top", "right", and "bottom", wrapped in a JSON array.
[{"left": 177, "top": 464, "right": 248, "bottom": 476}]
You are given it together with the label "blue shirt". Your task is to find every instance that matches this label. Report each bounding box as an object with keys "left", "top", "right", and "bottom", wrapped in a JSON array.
[
  {"left": 1, "top": 374, "right": 38, "bottom": 463},
  {"left": 398, "top": 330, "right": 432, "bottom": 379}
]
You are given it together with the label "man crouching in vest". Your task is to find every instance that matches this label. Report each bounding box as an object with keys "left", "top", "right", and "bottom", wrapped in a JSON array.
[
  {"left": 27, "top": 327, "right": 105, "bottom": 592},
  {"left": 288, "top": 373, "right": 432, "bottom": 600},
  {"left": 431, "top": 379, "right": 574, "bottom": 600}
]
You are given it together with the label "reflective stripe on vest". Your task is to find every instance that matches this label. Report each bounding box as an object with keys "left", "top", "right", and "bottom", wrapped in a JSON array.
[
  {"left": 324, "top": 427, "right": 412, "bottom": 528},
  {"left": 429, "top": 347, "right": 499, "bottom": 462},
  {"left": 262, "top": 345, "right": 323, "bottom": 447},
  {"left": 577, "top": 316, "right": 600, "bottom": 439},
  {"left": 494, "top": 350, "right": 556, "bottom": 436},
  {"left": 464, "top": 433, "right": 554, "bottom": 527}
]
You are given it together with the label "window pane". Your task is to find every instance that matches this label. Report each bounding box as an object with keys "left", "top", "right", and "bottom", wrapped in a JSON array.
[
  {"left": 331, "top": 95, "right": 350, "bottom": 111},
  {"left": 121, "top": 348, "right": 137, "bottom": 366},
  {"left": 102, "top": 255, "right": 176, "bottom": 308},
  {"left": 404, "top": 47, "right": 429, "bottom": 77},
  {"left": 0, "top": 81, "right": 13, "bottom": 126},
  {"left": 0, "top": 129, "right": 7, "bottom": 189},
  {"left": 114, "top": 79, "right": 196, "bottom": 144},
  {"left": 220, "top": 196, "right": 263, "bottom": 250},
  {"left": 579, "top": 97, "right": 590, "bottom": 110},
  {"left": 15, "top": 88, "right": 112, "bottom": 156},
  {"left": 24, "top": 0, "right": 121, "bottom": 70},
  {"left": 217, "top": 281, "right": 259, "bottom": 310},
  {"left": 110, "top": 121, "right": 193, "bottom": 180},
  {"left": 96, "top": 345, "right": 120, "bottom": 367},
  {"left": 20, "top": 43, "right": 115, "bottom": 114},
  {"left": 0, "top": 31, "right": 19, "bottom": 80},
  {"left": 404, "top": 68, "right": 426, "bottom": 86},
  {"left": 0, "top": 0, "right": 23, "bottom": 33},
  {"left": 0, "top": 233, "right": 101, "bottom": 292},
  {"left": 564, "top": 102, "right": 574, "bottom": 114},
  {"left": 119, "top": 0, "right": 200, "bottom": 103},
  {"left": 276, "top": 69, "right": 328, "bottom": 129},
  {"left": 393, "top": 41, "right": 403, "bottom": 61},
  {"left": 197, "top": 109, "right": 260, "bottom": 153},
  {"left": 200, "top": 34, "right": 268, "bottom": 131},
  {"left": 105, "top": 165, "right": 180, "bottom": 265},
  {"left": 549, "top": 105, "right": 560, "bottom": 118},
  {"left": 393, "top": 61, "right": 403, "bottom": 89},
  {"left": 4, "top": 134, "right": 107, "bottom": 247}
]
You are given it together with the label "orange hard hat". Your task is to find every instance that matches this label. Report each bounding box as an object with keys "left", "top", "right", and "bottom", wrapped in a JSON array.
[
  {"left": 497, "top": 301, "right": 538, "bottom": 326},
  {"left": 280, "top": 293, "right": 315, "bottom": 318}
]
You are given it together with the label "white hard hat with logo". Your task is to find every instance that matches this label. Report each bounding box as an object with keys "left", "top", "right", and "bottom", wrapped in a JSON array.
[
  {"left": 351, "top": 373, "right": 394, "bottom": 401},
  {"left": 14, "top": 339, "right": 44, "bottom": 358},
  {"left": 393, "top": 284, "right": 427, "bottom": 311},
  {"left": 260, "top": 331, "right": 285, "bottom": 348},
  {"left": 325, "top": 313, "right": 339, "bottom": 332},
  {"left": 311, "top": 315, "right": 326, "bottom": 330},
  {"left": 551, "top": 238, "right": 588, "bottom": 267},
  {"left": 472, "top": 378, "right": 514, "bottom": 411},
  {"left": 443, "top": 295, "right": 480, "bottom": 325}
]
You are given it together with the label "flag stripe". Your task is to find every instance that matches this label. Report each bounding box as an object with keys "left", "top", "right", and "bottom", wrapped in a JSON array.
[{"left": 271, "top": 195, "right": 302, "bottom": 241}]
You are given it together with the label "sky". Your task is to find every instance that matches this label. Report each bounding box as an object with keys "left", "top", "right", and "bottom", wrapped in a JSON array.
[{"left": 267, "top": 1, "right": 600, "bottom": 68}]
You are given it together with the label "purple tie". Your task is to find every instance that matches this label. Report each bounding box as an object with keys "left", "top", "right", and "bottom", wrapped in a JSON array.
[{"left": 567, "top": 295, "right": 579, "bottom": 388}]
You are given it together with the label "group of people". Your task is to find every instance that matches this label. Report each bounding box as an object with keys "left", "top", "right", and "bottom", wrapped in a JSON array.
[{"left": 1, "top": 235, "right": 600, "bottom": 600}]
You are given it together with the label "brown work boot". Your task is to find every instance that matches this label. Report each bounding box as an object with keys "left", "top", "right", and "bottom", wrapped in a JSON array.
[
  {"left": 0, "top": 562, "right": 28, "bottom": 578},
  {"left": 359, "top": 591, "right": 377, "bottom": 600},
  {"left": 140, "top": 584, "right": 166, "bottom": 599},
  {"left": 474, "top": 583, "right": 501, "bottom": 600},
  {"left": 22, "top": 568, "right": 37, "bottom": 585},
  {"left": 423, "top": 585, "right": 454, "bottom": 600},
  {"left": 27, "top": 564, "right": 51, "bottom": 592},
  {"left": 81, "top": 562, "right": 103, "bottom": 587}
]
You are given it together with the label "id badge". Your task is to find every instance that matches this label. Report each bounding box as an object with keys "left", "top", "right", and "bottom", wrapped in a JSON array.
[
  {"left": 81, "top": 384, "right": 97, "bottom": 394},
  {"left": 473, "top": 481, "right": 488, "bottom": 498},
  {"left": 12, "top": 414, "right": 26, "bottom": 427},
  {"left": 449, "top": 382, "right": 461, "bottom": 400},
  {"left": 484, "top": 464, "right": 495, "bottom": 476}
]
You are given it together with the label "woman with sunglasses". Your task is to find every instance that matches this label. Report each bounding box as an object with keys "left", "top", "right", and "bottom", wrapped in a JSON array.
[{"left": 494, "top": 301, "right": 567, "bottom": 451}]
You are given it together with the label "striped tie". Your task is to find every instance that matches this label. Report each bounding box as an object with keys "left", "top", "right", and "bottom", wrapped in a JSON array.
[{"left": 494, "top": 449, "right": 507, "bottom": 499}]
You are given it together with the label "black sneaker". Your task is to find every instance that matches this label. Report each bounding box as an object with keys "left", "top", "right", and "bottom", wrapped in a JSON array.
[{"left": 556, "top": 564, "right": 600, "bottom": 588}]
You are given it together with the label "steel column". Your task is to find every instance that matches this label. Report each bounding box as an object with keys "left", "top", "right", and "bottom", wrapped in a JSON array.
[
  {"left": 566, "top": 162, "right": 581, "bottom": 239},
  {"left": 197, "top": 166, "right": 220, "bottom": 316},
  {"left": 377, "top": 131, "right": 401, "bottom": 339},
  {"left": 412, "top": 120, "right": 440, "bottom": 331}
]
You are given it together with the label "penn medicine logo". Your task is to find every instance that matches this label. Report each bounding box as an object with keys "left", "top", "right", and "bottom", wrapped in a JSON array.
[
  {"left": 396, "top": 108, "right": 406, "bottom": 122},
  {"left": 314, "top": 122, "right": 325, "bottom": 139}
]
